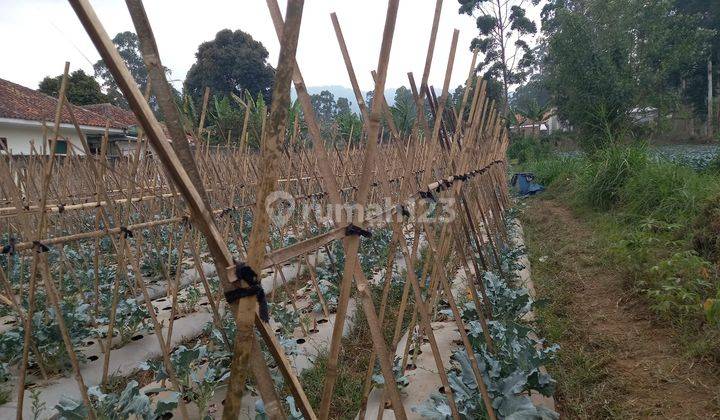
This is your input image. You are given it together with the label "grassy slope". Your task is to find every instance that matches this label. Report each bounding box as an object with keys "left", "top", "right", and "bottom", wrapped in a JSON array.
[{"left": 521, "top": 193, "right": 720, "bottom": 418}]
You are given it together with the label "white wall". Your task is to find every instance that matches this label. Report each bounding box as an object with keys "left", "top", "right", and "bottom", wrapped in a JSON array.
[{"left": 0, "top": 119, "right": 125, "bottom": 155}]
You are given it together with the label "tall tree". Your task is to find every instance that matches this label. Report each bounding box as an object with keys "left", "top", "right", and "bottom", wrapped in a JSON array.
[
  {"left": 336, "top": 97, "right": 353, "bottom": 116},
  {"left": 458, "top": 0, "right": 541, "bottom": 113},
  {"left": 310, "top": 90, "right": 338, "bottom": 122},
  {"left": 185, "top": 29, "right": 275, "bottom": 104},
  {"left": 542, "top": 0, "right": 712, "bottom": 149},
  {"left": 39, "top": 70, "right": 108, "bottom": 106},
  {"left": 672, "top": 0, "right": 720, "bottom": 136},
  {"left": 390, "top": 86, "right": 416, "bottom": 136},
  {"left": 93, "top": 31, "right": 149, "bottom": 108}
]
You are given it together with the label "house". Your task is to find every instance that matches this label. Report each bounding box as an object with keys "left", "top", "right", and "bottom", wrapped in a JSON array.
[
  {"left": 510, "top": 107, "right": 570, "bottom": 136},
  {"left": 0, "top": 77, "right": 135, "bottom": 156},
  {"left": 81, "top": 102, "right": 145, "bottom": 156},
  {"left": 1, "top": 76, "right": 201, "bottom": 158},
  {"left": 85, "top": 103, "right": 202, "bottom": 153}
]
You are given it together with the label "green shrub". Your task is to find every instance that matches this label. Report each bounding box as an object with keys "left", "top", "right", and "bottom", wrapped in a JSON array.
[
  {"left": 620, "top": 161, "right": 719, "bottom": 225},
  {"left": 507, "top": 135, "right": 552, "bottom": 164},
  {"left": 692, "top": 194, "right": 720, "bottom": 263},
  {"left": 530, "top": 156, "right": 585, "bottom": 187},
  {"left": 577, "top": 144, "right": 648, "bottom": 210}
]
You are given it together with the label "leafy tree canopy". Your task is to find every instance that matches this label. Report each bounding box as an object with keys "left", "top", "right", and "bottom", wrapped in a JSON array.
[
  {"left": 38, "top": 70, "right": 108, "bottom": 106},
  {"left": 93, "top": 31, "right": 149, "bottom": 109},
  {"left": 184, "top": 29, "right": 275, "bottom": 104},
  {"left": 458, "top": 0, "right": 542, "bottom": 112},
  {"left": 542, "top": 0, "right": 713, "bottom": 149}
]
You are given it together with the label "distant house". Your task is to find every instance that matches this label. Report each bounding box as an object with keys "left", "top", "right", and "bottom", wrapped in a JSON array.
[
  {"left": 84, "top": 103, "right": 197, "bottom": 154},
  {"left": 510, "top": 107, "right": 570, "bottom": 136},
  {"left": 0, "top": 77, "right": 135, "bottom": 156},
  {"left": 81, "top": 102, "right": 145, "bottom": 156},
  {"left": 0, "top": 77, "right": 202, "bottom": 158}
]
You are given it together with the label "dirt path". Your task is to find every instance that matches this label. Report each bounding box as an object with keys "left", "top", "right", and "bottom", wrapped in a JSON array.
[{"left": 521, "top": 197, "right": 720, "bottom": 419}]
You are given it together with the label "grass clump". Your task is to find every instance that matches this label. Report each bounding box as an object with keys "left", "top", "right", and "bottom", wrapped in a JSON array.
[
  {"left": 620, "top": 161, "right": 719, "bottom": 225},
  {"left": 522, "top": 142, "right": 720, "bottom": 361},
  {"left": 507, "top": 135, "right": 553, "bottom": 164},
  {"left": 576, "top": 144, "right": 648, "bottom": 210}
]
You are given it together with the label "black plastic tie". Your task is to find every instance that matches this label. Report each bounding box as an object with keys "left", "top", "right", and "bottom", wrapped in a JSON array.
[
  {"left": 120, "top": 226, "right": 134, "bottom": 238},
  {"left": 418, "top": 190, "right": 436, "bottom": 202},
  {"left": 345, "top": 223, "right": 372, "bottom": 238},
  {"left": 225, "top": 262, "right": 269, "bottom": 322},
  {"left": 1, "top": 237, "right": 16, "bottom": 255},
  {"left": 32, "top": 241, "right": 49, "bottom": 253}
]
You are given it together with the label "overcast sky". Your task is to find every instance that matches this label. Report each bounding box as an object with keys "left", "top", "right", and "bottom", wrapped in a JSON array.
[{"left": 0, "top": 0, "right": 542, "bottom": 96}]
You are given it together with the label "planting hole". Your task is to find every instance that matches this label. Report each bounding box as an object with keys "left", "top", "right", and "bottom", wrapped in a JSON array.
[
  {"left": 309, "top": 328, "right": 319, "bottom": 334},
  {"left": 410, "top": 348, "right": 422, "bottom": 356},
  {"left": 86, "top": 341, "right": 95, "bottom": 346},
  {"left": 131, "top": 334, "right": 144, "bottom": 341},
  {"left": 405, "top": 363, "right": 417, "bottom": 370},
  {"left": 4, "top": 320, "right": 15, "bottom": 325},
  {"left": 163, "top": 306, "right": 172, "bottom": 311},
  {"left": 275, "top": 328, "right": 282, "bottom": 333},
  {"left": 296, "top": 338, "right": 306, "bottom": 344},
  {"left": 439, "top": 386, "right": 446, "bottom": 394},
  {"left": 88, "top": 355, "right": 99, "bottom": 361},
  {"left": 317, "top": 319, "right": 329, "bottom": 324}
]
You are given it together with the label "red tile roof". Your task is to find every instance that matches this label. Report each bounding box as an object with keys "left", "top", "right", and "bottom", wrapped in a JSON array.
[
  {"left": 0, "top": 77, "right": 127, "bottom": 129},
  {"left": 83, "top": 103, "right": 196, "bottom": 144},
  {"left": 82, "top": 103, "right": 138, "bottom": 126}
]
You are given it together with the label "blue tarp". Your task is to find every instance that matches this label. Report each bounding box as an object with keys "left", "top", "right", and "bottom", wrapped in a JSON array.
[{"left": 511, "top": 172, "right": 545, "bottom": 196}]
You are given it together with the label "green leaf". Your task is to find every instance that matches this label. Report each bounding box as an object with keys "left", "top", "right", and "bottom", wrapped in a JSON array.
[{"left": 55, "top": 397, "right": 88, "bottom": 420}]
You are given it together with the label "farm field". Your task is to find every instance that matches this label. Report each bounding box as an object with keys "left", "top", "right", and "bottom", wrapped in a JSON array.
[
  {"left": 1, "top": 0, "right": 719, "bottom": 418},
  {"left": 0, "top": 1, "right": 565, "bottom": 419}
]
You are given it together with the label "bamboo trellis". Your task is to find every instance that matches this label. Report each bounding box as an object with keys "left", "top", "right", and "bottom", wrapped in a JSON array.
[{"left": 0, "top": 1, "right": 519, "bottom": 419}]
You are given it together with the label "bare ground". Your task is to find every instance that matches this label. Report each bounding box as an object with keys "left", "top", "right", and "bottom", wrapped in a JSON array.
[{"left": 521, "top": 197, "right": 720, "bottom": 419}]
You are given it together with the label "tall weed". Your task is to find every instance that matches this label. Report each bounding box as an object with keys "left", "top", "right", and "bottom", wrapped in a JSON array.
[{"left": 577, "top": 145, "right": 648, "bottom": 210}]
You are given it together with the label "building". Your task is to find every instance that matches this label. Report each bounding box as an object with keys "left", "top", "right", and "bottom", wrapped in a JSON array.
[{"left": 0, "top": 77, "right": 138, "bottom": 156}]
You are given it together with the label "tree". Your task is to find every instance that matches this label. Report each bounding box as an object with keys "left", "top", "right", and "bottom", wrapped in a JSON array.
[
  {"left": 390, "top": 87, "right": 416, "bottom": 136},
  {"left": 336, "top": 97, "right": 352, "bottom": 116},
  {"left": 310, "top": 90, "right": 338, "bottom": 122},
  {"left": 542, "top": 0, "right": 712, "bottom": 149},
  {"left": 458, "top": 0, "right": 541, "bottom": 113},
  {"left": 38, "top": 70, "right": 108, "bottom": 106},
  {"left": 185, "top": 29, "right": 275, "bottom": 104},
  {"left": 672, "top": 1, "right": 720, "bottom": 135},
  {"left": 93, "top": 31, "right": 149, "bottom": 108},
  {"left": 510, "top": 76, "right": 550, "bottom": 111}
]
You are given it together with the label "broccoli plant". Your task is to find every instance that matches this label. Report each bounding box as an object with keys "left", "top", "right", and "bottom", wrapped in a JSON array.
[
  {"left": 140, "top": 344, "right": 229, "bottom": 419},
  {"left": 418, "top": 214, "right": 559, "bottom": 419},
  {"left": 55, "top": 380, "right": 177, "bottom": 420},
  {"left": 182, "top": 285, "right": 202, "bottom": 314},
  {"left": 112, "top": 298, "right": 149, "bottom": 345}
]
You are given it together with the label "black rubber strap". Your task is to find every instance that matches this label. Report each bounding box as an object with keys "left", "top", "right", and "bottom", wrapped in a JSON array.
[
  {"left": 225, "top": 262, "right": 269, "bottom": 322},
  {"left": 120, "top": 226, "right": 134, "bottom": 238},
  {"left": 418, "top": 190, "right": 436, "bottom": 202},
  {"left": 1, "top": 237, "right": 16, "bottom": 255},
  {"left": 345, "top": 223, "right": 372, "bottom": 238},
  {"left": 32, "top": 241, "right": 49, "bottom": 253}
]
